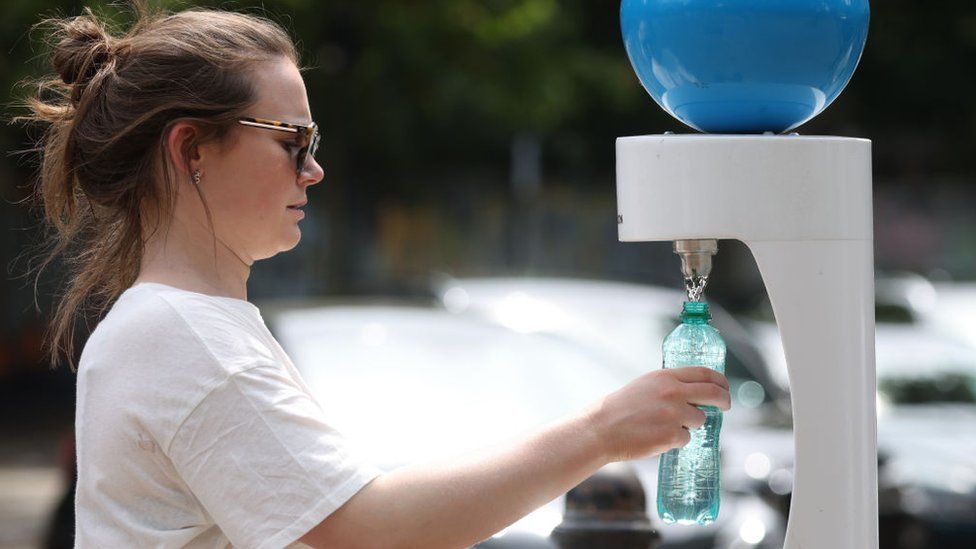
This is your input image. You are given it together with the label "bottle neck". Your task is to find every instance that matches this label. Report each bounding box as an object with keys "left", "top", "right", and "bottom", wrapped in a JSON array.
[{"left": 680, "top": 301, "right": 711, "bottom": 325}]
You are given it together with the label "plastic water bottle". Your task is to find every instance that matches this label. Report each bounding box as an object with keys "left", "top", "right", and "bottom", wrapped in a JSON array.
[{"left": 657, "top": 301, "right": 727, "bottom": 525}]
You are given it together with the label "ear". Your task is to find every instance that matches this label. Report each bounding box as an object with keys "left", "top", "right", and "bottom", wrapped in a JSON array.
[{"left": 165, "top": 121, "right": 203, "bottom": 176}]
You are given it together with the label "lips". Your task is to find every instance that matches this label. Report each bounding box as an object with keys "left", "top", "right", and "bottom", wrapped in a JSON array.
[{"left": 287, "top": 200, "right": 307, "bottom": 209}]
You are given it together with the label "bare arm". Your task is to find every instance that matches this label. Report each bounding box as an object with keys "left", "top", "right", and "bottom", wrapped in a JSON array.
[{"left": 299, "top": 367, "right": 730, "bottom": 549}]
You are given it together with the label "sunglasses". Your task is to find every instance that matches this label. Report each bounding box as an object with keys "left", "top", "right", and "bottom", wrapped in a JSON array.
[{"left": 238, "top": 117, "right": 321, "bottom": 174}]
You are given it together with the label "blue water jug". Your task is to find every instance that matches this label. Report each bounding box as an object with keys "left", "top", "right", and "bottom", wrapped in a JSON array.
[{"left": 620, "top": 0, "right": 870, "bottom": 133}]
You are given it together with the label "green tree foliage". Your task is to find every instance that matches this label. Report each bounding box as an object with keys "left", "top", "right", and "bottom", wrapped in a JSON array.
[
  {"left": 3, "top": 0, "right": 677, "bottom": 198},
  {"left": 7, "top": 0, "right": 976, "bottom": 190}
]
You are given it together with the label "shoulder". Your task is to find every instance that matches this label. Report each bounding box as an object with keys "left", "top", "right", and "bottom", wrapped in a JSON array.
[
  {"left": 76, "top": 285, "right": 283, "bottom": 464},
  {"left": 81, "top": 284, "right": 276, "bottom": 379}
]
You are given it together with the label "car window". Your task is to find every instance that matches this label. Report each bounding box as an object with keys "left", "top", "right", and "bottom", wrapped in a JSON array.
[
  {"left": 879, "top": 371, "right": 976, "bottom": 405},
  {"left": 875, "top": 303, "right": 916, "bottom": 324}
]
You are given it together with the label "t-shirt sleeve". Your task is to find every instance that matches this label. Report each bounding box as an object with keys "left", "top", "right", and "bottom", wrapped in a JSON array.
[{"left": 166, "top": 363, "right": 382, "bottom": 549}]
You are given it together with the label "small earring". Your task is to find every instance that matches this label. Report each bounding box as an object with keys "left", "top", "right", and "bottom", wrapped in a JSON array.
[{"left": 192, "top": 170, "right": 201, "bottom": 185}]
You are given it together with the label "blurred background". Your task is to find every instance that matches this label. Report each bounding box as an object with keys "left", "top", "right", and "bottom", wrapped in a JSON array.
[{"left": 2, "top": 1, "right": 975, "bottom": 548}]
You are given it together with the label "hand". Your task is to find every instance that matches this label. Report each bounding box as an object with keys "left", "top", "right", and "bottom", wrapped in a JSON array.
[{"left": 584, "top": 367, "right": 731, "bottom": 463}]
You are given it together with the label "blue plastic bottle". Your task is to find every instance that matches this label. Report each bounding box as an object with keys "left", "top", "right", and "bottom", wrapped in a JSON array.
[{"left": 657, "top": 301, "right": 727, "bottom": 525}]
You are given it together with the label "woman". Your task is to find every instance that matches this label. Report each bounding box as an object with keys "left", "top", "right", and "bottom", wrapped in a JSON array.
[{"left": 20, "top": 4, "right": 730, "bottom": 548}]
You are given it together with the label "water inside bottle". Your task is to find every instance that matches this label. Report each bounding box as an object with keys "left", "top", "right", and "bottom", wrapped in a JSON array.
[{"left": 657, "top": 407, "right": 722, "bottom": 524}]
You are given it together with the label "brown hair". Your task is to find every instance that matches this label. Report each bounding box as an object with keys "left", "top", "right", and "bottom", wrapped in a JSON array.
[{"left": 15, "top": 2, "right": 298, "bottom": 372}]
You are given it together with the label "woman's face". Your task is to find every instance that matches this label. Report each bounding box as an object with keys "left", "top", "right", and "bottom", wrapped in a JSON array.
[{"left": 197, "top": 56, "right": 324, "bottom": 262}]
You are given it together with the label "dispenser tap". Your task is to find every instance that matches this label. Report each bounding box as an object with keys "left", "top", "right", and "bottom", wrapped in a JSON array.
[{"left": 674, "top": 239, "right": 717, "bottom": 301}]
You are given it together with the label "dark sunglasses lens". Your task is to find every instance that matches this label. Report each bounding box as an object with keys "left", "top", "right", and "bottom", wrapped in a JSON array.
[
  {"left": 299, "top": 134, "right": 321, "bottom": 173},
  {"left": 292, "top": 130, "right": 308, "bottom": 172},
  {"left": 294, "top": 128, "right": 320, "bottom": 173}
]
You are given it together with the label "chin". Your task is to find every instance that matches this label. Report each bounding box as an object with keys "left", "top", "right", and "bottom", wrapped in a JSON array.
[
  {"left": 255, "top": 235, "right": 301, "bottom": 260},
  {"left": 281, "top": 239, "right": 301, "bottom": 253},
  {"left": 281, "top": 230, "right": 302, "bottom": 252}
]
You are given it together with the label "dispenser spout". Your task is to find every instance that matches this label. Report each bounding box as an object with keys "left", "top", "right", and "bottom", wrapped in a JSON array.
[{"left": 674, "top": 239, "right": 718, "bottom": 301}]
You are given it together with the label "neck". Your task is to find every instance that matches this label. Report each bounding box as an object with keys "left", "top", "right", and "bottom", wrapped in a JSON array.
[{"left": 135, "top": 209, "right": 252, "bottom": 301}]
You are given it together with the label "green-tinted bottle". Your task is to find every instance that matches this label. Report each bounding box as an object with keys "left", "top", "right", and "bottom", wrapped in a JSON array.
[{"left": 657, "top": 301, "right": 727, "bottom": 525}]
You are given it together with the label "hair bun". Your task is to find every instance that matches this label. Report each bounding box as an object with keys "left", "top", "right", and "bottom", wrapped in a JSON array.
[{"left": 51, "top": 12, "right": 114, "bottom": 91}]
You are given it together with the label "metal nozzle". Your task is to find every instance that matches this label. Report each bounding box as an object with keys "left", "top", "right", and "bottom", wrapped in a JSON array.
[
  {"left": 674, "top": 239, "right": 718, "bottom": 279},
  {"left": 674, "top": 239, "right": 718, "bottom": 302}
]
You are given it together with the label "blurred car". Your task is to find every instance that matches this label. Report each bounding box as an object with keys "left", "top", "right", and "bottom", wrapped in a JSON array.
[
  {"left": 431, "top": 277, "right": 796, "bottom": 481},
  {"left": 750, "top": 317, "right": 976, "bottom": 548},
  {"left": 922, "top": 282, "right": 976, "bottom": 351},
  {"left": 432, "top": 276, "right": 788, "bottom": 412},
  {"left": 874, "top": 272, "right": 939, "bottom": 325},
  {"left": 863, "top": 271, "right": 976, "bottom": 354},
  {"left": 430, "top": 276, "right": 976, "bottom": 548},
  {"left": 874, "top": 325, "right": 976, "bottom": 546},
  {"left": 262, "top": 300, "right": 788, "bottom": 548}
]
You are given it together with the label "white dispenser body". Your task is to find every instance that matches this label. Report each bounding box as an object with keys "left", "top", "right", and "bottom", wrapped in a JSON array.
[{"left": 617, "top": 134, "right": 878, "bottom": 548}]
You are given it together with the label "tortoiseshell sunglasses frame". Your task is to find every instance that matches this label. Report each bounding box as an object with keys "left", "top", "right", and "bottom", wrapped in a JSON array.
[{"left": 238, "top": 117, "right": 321, "bottom": 174}]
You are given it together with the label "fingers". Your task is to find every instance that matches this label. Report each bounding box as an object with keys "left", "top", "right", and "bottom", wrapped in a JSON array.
[
  {"left": 680, "top": 404, "right": 708, "bottom": 430},
  {"left": 672, "top": 427, "right": 692, "bottom": 449},
  {"left": 669, "top": 367, "right": 729, "bottom": 390},
  {"left": 663, "top": 367, "right": 731, "bottom": 410},
  {"left": 683, "top": 382, "right": 732, "bottom": 410}
]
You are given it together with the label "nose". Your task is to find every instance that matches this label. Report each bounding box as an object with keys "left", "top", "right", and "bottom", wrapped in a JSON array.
[{"left": 299, "top": 156, "right": 324, "bottom": 186}]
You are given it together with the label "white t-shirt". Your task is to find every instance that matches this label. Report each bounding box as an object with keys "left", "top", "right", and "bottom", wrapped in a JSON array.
[{"left": 75, "top": 282, "right": 381, "bottom": 548}]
